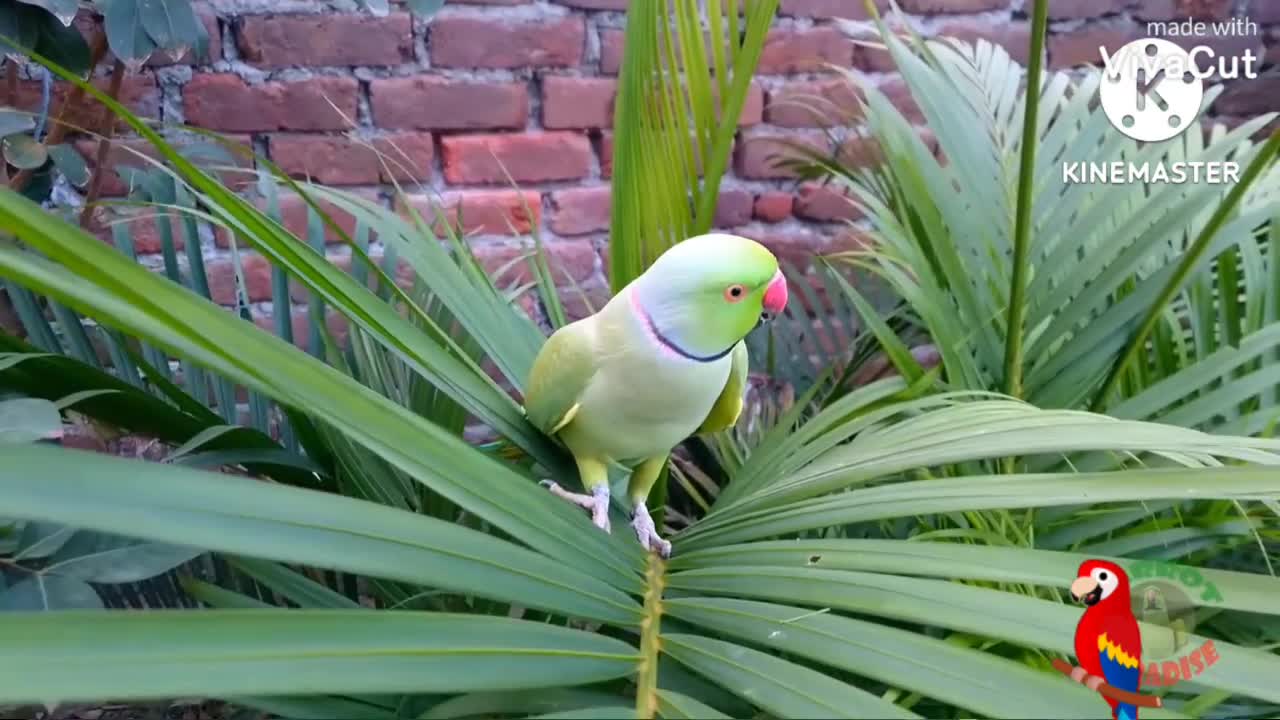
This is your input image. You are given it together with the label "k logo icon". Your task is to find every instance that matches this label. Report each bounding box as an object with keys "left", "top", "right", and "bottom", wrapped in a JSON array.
[{"left": 1099, "top": 38, "right": 1205, "bottom": 142}]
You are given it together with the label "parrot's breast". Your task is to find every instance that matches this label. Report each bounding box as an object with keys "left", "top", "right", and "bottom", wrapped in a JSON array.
[{"left": 558, "top": 293, "right": 734, "bottom": 463}]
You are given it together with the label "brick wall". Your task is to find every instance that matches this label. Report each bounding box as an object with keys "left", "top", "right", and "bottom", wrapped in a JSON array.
[{"left": 18, "top": 0, "right": 1280, "bottom": 344}]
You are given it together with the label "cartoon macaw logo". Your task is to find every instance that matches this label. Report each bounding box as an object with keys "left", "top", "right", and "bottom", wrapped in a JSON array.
[{"left": 1070, "top": 560, "right": 1146, "bottom": 720}]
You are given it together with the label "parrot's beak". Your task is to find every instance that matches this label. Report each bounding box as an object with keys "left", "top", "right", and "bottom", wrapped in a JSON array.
[
  {"left": 1071, "top": 576, "right": 1102, "bottom": 606},
  {"left": 760, "top": 269, "right": 788, "bottom": 322}
]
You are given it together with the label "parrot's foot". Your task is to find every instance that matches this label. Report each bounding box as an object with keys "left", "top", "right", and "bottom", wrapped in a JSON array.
[
  {"left": 540, "top": 480, "right": 611, "bottom": 533},
  {"left": 630, "top": 503, "right": 672, "bottom": 558}
]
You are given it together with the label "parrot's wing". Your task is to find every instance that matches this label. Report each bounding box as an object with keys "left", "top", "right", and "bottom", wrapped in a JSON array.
[
  {"left": 523, "top": 321, "right": 597, "bottom": 436},
  {"left": 696, "top": 340, "right": 749, "bottom": 434},
  {"left": 1097, "top": 627, "right": 1142, "bottom": 694}
]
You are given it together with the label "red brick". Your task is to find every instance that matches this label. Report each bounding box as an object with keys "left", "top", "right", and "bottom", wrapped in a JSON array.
[
  {"left": 207, "top": 253, "right": 275, "bottom": 305},
  {"left": 851, "top": 17, "right": 913, "bottom": 72},
  {"left": 934, "top": 20, "right": 1032, "bottom": 65},
  {"left": 401, "top": 190, "right": 543, "bottom": 236},
  {"left": 553, "top": 0, "right": 628, "bottom": 7},
  {"left": 253, "top": 307, "right": 350, "bottom": 352},
  {"left": 430, "top": 16, "right": 584, "bottom": 69},
  {"left": 543, "top": 76, "right": 617, "bottom": 129},
  {"left": 600, "top": 133, "right": 614, "bottom": 178},
  {"left": 14, "top": 75, "right": 159, "bottom": 133},
  {"left": 549, "top": 186, "right": 611, "bottom": 235},
  {"left": 901, "top": 0, "right": 1006, "bottom": 11},
  {"left": 75, "top": 135, "right": 255, "bottom": 197},
  {"left": 214, "top": 189, "right": 382, "bottom": 248},
  {"left": 757, "top": 28, "right": 854, "bottom": 74},
  {"left": 736, "top": 84, "right": 766, "bottom": 126},
  {"left": 780, "top": 0, "right": 886, "bottom": 18},
  {"left": 561, "top": 281, "right": 611, "bottom": 321},
  {"left": 735, "top": 132, "right": 825, "bottom": 179},
  {"left": 794, "top": 182, "right": 861, "bottom": 222},
  {"left": 238, "top": 13, "right": 413, "bottom": 67},
  {"left": 737, "top": 228, "right": 825, "bottom": 272},
  {"left": 473, "top": 240, "right": 598, "bottom": 286},
  {"left": 754, "top": 191, "right": 793, "bottom": 223},
  {"left": 714, "top": 189, "right": 754, "bottom": 227},
  {"left": 184, "top": 75, "right": 358, "bottom": 132},
  {"left": 269, "top": 132, "right": 433, "bottom": 185},
  {"left": 370, "top": 77, "right": 528, "bottom": 131},
  {"left": 1048, "top": 21, "right": 1141, "bottom": 68},
  {"left": 93, "top": 208, "right": 186, "bottom": 255},
  {"left": 1215, "top": 74, "right": 1280, "bottom": 116},
  {"left": 600, "top": 29, "right": 625, "bottom": 74},
  {"left": 767, "top": 79, "right": 862, "bottom": 127},
  {"left": 1048, "top": 0, "right": 1127, "bottom": 19},
  {"left": 878, "top": 76, "right": 924, "bottom": 124},
  {"left": 1134, "top": 0, "right": 1232, "bottom": 20},
  {"left": 373, "top": 132, "right": 436, "bottom": 184},
  {"left": 441, "top": 132, "right": 591, "bottom": 184}
]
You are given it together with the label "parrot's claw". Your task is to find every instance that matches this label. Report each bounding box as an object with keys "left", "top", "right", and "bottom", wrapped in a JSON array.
[
  {"left": 631, "top": 503, "right": 672, "bottom": 558},
  {"left": 541, "top": 480, "right": 612, "bottom": 534}
]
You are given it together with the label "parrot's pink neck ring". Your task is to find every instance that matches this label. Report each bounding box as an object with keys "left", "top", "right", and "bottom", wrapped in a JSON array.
[{"left": 629, "top": 287, "right": 733, "bottom": 364}]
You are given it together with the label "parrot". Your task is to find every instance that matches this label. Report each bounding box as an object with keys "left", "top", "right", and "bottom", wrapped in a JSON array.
[
  {"left": 522, "top": 233, "right": 788, "bottom": 557},
  {"left": 1072, "top": 559, "right": 1144, "bottom": 720}
]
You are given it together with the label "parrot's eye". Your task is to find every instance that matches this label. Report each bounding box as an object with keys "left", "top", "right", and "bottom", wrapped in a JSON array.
[
  {"left": 724, "top": 284, "right": 746, "bottom": 302},
  {"left": 1099, "top": 571, "right": 1109, "bottom": 581}
]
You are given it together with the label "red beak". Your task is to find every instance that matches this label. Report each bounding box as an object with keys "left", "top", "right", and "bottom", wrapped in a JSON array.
[{"left": 763, "top": 269, "right": 788, "bottom": 315}]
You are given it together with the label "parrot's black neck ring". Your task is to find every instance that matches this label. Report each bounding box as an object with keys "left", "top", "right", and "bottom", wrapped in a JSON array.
[{"left": 632, "top": 292, "right": 734, "bottom": 363}]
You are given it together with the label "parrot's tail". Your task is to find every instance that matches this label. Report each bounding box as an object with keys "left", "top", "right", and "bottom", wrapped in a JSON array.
[{"left": 1116, "top": 702, "right": 1138, "bottom": 720}]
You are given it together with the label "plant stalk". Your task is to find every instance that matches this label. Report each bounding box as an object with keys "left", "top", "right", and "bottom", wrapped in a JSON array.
[
  {"left": 1091, "top": 129, "right": 1280, "bottom": 411},
  {"left": 635, "top": 551, "right": 665, "bottom": 719},
  {"left": 1000, "top": 0, "right": 1050, "bottom": 400},
  {"left": 78, "top": 58, "right": 128, "bottom": 229},
  {"left": 8, "top": 29, "right": 108, "bottom": 193},
  {"left": 5, "top": 59, "right": 17, "bottom": 105}
]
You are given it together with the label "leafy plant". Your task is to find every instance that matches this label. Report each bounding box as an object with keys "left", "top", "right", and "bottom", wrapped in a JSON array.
[{"left": 0, "top": 1, "right": 1278, "bottom": 719}]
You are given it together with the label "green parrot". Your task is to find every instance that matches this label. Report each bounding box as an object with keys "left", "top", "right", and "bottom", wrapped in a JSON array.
[{"left": 523, "top": 233, "right": 789, "bottom": 557}]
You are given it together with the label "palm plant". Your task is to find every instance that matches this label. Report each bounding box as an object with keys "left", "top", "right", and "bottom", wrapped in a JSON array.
[{"left": 0, "top": 2, "right": 1279, "bottom": 720}]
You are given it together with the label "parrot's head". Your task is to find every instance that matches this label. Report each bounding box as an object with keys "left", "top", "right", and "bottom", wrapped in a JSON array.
[
  {"left": 632, "top": 233, "right": 788, "bottom": 359},
  {"left": 1071, "top": 559, "right": 1131, "bottom": 609}
]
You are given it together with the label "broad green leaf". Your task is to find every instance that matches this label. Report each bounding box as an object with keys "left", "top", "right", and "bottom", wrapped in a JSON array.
[
  {"left": 17, "top": 0, "right": 78, "bottom": 26},
  {"left": 667, "top": 567, "right": 1280, "bottom": 704},
  {"left": 0, "top": 444, "right": 643, "bottom": 626},
  {"left": 2, "top": 134, "right": 47, "bottom": 171},
  {"left": 12, "top": 521, "right": 74, "bottom": 560},
  {"left": 421, "top": 689, "right": 630, "bottom": 719},
  {"left": 48, "top": 143, "right": 88, "bottom": 186},
  {"left": 0, "top": 397, "right": 60, "bottom": 443},
  {"left": 0, "top": 3, "right": 39, "bottom": 57},
  {"left": 0, "top": 610, "right": 640, "bottom": 703},
  {"left": 665, "top": 596, "right": 1103, "bottom": 718},
  {"left": 32, "top": 8, "right": 89, "bottom": 73},
  {"left": 230, "top": 694, "right": 398, "bottom": 720},
  {"left": 103, "top": 0, "right": 157, "bottom": 62},
  {"left": 661, "top": 633, "right": 919, "bottom": 719},
  {"left": 526, "top": 708, "right": 635, "bottom": 719},
  {"left": 655, "top": 689, "right": 730, "bottom": 720},
  {"left": 138, "top": 0, "right": 201, "bottom": 50},
  {"left": 0, "top": 110, "right": 35, "bottom": 137},
  {"left": 42, "top": 531, "right": 203, "bottom": 583},
  {"left": 227, "top": 557, "right": 360, "bottom": 609},
  {"left": 0, "top": 191, "right": 642, "bottom": 590},
  {"left": 0, "top": 574, "right": 101, "bottom": 610},
  {"left": 684, "top": 465, "right": 1280, "bottom": 550},
  {"left": 670, "top": 539, "right": 1280, "bottom": 617}
]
